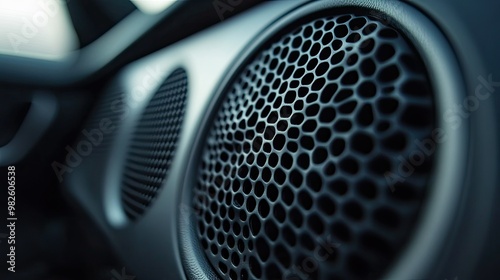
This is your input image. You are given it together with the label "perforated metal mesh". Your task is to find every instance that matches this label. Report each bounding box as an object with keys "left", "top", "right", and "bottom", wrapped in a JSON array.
[
  {"left": 84, "top": 84, "right": 124, "bottom": 154},
  {"left": 193, "top": 13, "right": 435, "bottom": 280},
  {"left": 122, "top": 68, "right": 188, "bottom": 220}
]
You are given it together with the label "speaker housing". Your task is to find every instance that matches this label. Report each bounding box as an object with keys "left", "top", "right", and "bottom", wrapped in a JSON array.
[
  {"left": 179, "top": 1, "right": 469, "bottom": 280},
  {"left": 64, "top": 1, "right": 498, "bottom": 279}
]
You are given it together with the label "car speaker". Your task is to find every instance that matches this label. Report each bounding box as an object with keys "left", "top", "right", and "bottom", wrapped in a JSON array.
[{"left": 180, "top": 2, "right": 465, "bottom": 280}]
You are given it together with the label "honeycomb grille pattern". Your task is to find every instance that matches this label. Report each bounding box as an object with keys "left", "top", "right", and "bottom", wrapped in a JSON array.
[
  {"left": 122, "top": 68, "right": 188, "bottom": 220},
  {"left": 193, "top": 13, "right": 435, "bottom": 280}
]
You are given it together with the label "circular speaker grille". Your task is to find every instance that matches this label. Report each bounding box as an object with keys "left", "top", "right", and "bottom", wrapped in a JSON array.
[
  {"left": 121, "top": 68, "right": 188, "bottom": 220},
  {"left": 193, "top": 13, "right": 435, "bottom": 280}
]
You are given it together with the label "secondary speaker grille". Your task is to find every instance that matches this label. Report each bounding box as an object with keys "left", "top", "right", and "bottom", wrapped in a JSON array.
[
  {"left": 193, "top": 13, "right": 435, "bottom": 280},
  {"left": 84, "top": 84, "right": 124, "bottom": 154},
  {"left": 122, "top": 68, "right": 188, "bottom": 220}
]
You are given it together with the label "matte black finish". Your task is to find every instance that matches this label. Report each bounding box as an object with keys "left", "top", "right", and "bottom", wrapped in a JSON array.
[
  {"left": 121, "top": 68, "right": 188, "bottom": 220},
  {"left": 66, "top": 3, "right": 305, "bottom": 279},
  {"left": 180, "top": 1, "right": 471, "bottom": 280},
  {"left": 191, "top": 10, "right": 435, "bottom": 280},
  {"left": 52, "top": 0, "right": 498, "bottom": 280}
]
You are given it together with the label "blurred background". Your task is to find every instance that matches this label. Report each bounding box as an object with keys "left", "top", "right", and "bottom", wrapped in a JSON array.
[{"left": 0, "top": 2, "right": 171, "bottom": 279}]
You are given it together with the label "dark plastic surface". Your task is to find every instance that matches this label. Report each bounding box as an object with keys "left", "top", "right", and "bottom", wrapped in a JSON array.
[
  {"left": 57, "top": 0, "right": 499, "bottom": 279},
  {"left": 121, "top": 68, "right": 188, "bottom": 220},
  {"left": 193, "top": 12, "right": 435, "bottom": 280}
]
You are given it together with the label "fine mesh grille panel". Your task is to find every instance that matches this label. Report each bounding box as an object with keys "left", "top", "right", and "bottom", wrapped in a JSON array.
[
  {"left": 122, "top": 68, "right": 188, "bottom": 220},
  {"left": 84, "top": 84, "right": 125, "bottom": 154},
  {"left": 193, "top": 13, "right": 435, "bottom": 280}
]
